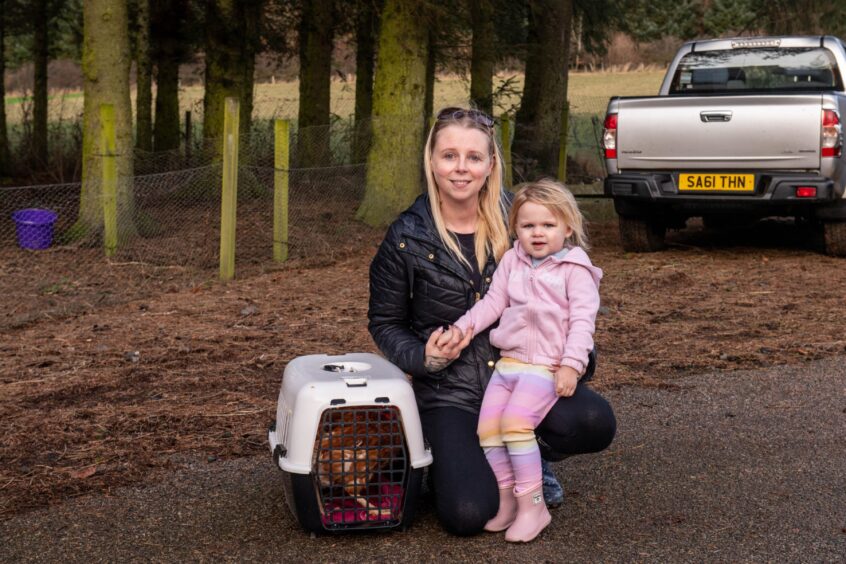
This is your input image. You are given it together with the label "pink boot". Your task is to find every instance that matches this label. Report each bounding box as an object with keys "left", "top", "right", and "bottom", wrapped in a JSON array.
[
  {"left": 484, "top": 487, "right": 517, "bottom": 532},
  {"left": 504, "top": 485, "right": 551, "bottom": 542}
]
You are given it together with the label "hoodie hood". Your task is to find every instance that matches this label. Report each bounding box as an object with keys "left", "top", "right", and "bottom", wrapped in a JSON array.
[{"left": 513, "top": 241, "right": 603, "bottom": 287}]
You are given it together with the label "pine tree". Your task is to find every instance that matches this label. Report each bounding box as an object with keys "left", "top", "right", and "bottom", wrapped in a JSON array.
[
  {"left": 469, "top": 0, "right": 495, "bottom": 115},
  {"left": 78, "top": 0, "right": 134, "bottom": 233},
  {"left": 512, "top": 0, "right": 573, "bottom": 180},
  {"left": 297, "top": 0, "right": 333, "bottom": 167},
  {"left": 356, "top": 0, "right": 430, "bottom": 226},
  {"left": 0, "top": 0, "right": 9, "bottom": 176},
  {"left": 33, "top": 0, "right": 49, "bottom": 165},
  {"left": 151, "top": 0, "right": 191, "bottom": 151},
  {"left": 134, "top": 0, "right": 152, "bottom": 151},
  {"left": 202, "top": 0, "right": 263, "bottom": 142},
  {"left": 353, "top": 0, "right": 381, "bottom": 163}
]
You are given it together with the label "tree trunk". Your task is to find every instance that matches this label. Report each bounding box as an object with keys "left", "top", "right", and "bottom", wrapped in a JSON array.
[
  {"left": 424, "top": 28, "right": 435, "bottom": 123},
  {"left": 79, "top": 0, "right": 134, "bottom": 233},
  {"left": 469, "top": 0, "right": 495, "bottom": 115},
  {"left": 0, "top": 0, "right": 9, "bottom": 176},
  {"left": 151, "top": 0, "right": 189, "bottom": 151},
  {"left": 353, "top": 0, "right": 379, "bottom": 163},
  {"left": 513, "top": 0, "right": 572, "bottom": 180},
  {"left": 357, "top": 0, "right": 429, "bottom": 227},
  {"left": 297, "top": 0, "right": 333, "bottom": 167},
  {"left": 135, "top": 0, "right": 152, "bottom": 151},
  {"left": 203, "top": 0, "right": 262, "bottom": 143},
  {"left": 153, "top": 55, "right": 180, "bottom": 151},
  {"left": 33, "top": 0, "right": 49, "bottom": 165}
]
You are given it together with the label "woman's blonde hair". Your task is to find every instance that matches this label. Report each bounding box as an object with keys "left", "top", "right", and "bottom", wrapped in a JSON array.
[
  {"left": 422, "top": 108, "right": 510, "bottom": 272},
  {"left": 509, "top": 179, "right": 589, "bottom": 250}
]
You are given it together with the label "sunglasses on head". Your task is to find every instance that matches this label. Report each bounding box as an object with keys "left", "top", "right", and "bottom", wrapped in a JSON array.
[{"left": 436, "top": 107, "right": 495, "bottom": 128}]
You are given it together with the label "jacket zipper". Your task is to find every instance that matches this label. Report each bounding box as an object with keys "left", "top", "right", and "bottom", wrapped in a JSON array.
[
  {"left": 403, "top": 230, "right": 497, "bottom": 393},
  {"left": 528, "top": 269, "right": 537, "bottom": 360},
  {"left": 526, "top": 258, "right": 557, "bottom": 362}
]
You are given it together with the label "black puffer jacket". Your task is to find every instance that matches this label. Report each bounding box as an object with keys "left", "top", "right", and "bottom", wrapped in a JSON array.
[{"left": 368, "top": 194, "right": 502, "bottom": 414}]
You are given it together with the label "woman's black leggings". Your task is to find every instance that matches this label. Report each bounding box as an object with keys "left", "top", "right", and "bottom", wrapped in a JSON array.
[{"left": 419, "top": 382, "right": 616, "bottom": 536}]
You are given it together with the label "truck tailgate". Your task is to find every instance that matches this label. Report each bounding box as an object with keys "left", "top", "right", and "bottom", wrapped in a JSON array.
[{"left": 616, "top": 95, "right": 823, "bottom": 171}]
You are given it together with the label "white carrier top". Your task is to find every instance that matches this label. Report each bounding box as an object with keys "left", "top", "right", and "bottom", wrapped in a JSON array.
[{"left": 271, "top": 353, "right": 433, "bottom": 474}]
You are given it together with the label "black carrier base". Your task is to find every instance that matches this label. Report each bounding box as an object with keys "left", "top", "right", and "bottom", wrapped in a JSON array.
[{"left": 282, "top": 467, "right": 424, "bottom": 534}]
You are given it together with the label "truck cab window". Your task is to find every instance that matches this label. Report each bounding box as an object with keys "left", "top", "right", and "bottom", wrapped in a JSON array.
[{"left": 669, "top": 47, "right": 842, "bottom": 94}]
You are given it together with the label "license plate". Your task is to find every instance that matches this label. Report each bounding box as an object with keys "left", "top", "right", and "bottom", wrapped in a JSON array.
[{"left": 678, "top": 173, "right": 755, "bottom": 192}]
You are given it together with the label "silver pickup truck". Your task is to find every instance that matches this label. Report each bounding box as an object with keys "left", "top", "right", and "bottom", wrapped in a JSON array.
[{"left": 603, "top": 36, "right": 846, "bottom": 256}]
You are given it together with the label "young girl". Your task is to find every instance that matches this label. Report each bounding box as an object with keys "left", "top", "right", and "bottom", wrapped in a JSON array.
[{"left": 449, "top": 179, "right": 602, "bottom": 542}]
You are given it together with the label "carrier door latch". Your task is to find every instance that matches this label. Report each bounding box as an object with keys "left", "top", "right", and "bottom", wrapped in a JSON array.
[{"left": 342, "top": 377, "right": 368, "bottom": 387}]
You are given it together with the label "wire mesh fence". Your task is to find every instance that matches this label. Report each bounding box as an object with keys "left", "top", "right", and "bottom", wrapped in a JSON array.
[{"left": 0, "top": 98, "right": 613, "bottom": 330}]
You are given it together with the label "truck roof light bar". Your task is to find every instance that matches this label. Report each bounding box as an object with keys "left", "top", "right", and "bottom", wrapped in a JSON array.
[{"left": 731, "top": 39, "right": 781, "bottom": 48}]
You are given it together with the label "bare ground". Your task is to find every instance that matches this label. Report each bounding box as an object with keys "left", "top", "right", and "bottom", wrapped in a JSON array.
[{"left": 2, "top": 217, "right": 845, "bottom": 518}]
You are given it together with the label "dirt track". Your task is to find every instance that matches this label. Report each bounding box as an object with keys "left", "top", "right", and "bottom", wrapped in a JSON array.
[
  {"left": 2, "top": 218, "right": 846, "bottom": 519},
  {"left": 1, "top": 356, "right": 844, "bottom": 562}
]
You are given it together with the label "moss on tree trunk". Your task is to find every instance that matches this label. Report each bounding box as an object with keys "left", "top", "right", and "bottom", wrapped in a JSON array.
[
  {"left": 513, "top": 0, "right": 572, "bottom": 180},
  {"left": 297, "top": 0, "right": 333, "bottom": 167},
  {"left": 79, "top": 0, "right": 135, "bottom": 236},
  {"left": 469, "top": 0, "right": 495, "bottom": 115},
  {"left": 135, "top": 0, "right": 153, "bottom": 151},
  {"left": 424, "top": 29, "right": 435, "bottom": 124},
  {"left": 356, "top": 0, "right": 429, "bottom": 227}
]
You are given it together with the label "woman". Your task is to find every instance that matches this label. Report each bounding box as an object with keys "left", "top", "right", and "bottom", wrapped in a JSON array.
[{"left": 368, "top": 107, "right": 616, "bottom": 535}]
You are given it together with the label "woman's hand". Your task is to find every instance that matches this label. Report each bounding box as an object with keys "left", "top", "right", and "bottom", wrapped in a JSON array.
[
  {"left": 424, "top": 325, "right": 474, "bottom": 373},
  {"left": 554, "top": 366, "right": 580, "bottom": 397}
]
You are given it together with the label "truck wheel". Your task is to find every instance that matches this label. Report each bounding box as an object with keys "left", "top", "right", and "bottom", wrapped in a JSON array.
[
  {"left": 822, "top": 222, "right": 846, "bottom": 257},
  {"left": 619, "top": 217, "right": 666, "bottom": 252}
]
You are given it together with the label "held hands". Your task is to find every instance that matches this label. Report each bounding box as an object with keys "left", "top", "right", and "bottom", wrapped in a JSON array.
[
  {"left": 554, "top": 365, "right": 580, "bottom": 397},
  {"left": 423, "top": 324, "right": 474, "bottom": 373}
]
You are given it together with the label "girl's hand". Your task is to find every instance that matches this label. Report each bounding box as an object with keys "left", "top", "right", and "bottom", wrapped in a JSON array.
[
  {"left": 554, "top": 366, "right": 579, "bottom": 397},
  {"left": 424, "top": 325, "right": 474, "bottom": 373}
]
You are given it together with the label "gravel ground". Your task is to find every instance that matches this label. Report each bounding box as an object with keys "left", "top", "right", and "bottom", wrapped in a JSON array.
[{"left": 1, "top": 356, "right": 844, "bottom": 563}]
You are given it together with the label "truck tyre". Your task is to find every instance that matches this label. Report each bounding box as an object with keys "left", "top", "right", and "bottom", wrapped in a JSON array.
[
  {"left": 822, "top": 221, "right": 846, "bottom": 257},
  {"left": 619, "top": 216, "right": 666, "bottom": 252}
]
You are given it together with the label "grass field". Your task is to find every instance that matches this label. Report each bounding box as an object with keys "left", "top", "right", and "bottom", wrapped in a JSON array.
[{"left": 2, "top": 69, "right": 666, "bottom": 126}]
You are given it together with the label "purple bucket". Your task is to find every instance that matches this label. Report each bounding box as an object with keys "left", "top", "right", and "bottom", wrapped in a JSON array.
[{"left": 12, "top": 208, "right": 58, "bottom": 250}]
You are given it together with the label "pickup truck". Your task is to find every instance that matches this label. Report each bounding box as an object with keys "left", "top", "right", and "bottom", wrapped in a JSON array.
[{"left": 603, "top": 36, "right": 846, "bottom": 256}]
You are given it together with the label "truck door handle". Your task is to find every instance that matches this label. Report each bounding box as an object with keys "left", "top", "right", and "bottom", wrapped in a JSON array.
[{"left": 700, "top": 111, "right": 733, "bottom": 122}]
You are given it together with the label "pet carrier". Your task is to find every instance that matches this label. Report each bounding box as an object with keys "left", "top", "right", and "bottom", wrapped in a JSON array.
[{"left": 268, "top": 353, "right": 432, "bottom": 533}]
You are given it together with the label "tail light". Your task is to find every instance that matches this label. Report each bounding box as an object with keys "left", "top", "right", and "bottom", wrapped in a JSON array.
[
  {"left": 821, "top": 109, "right": 841, "bottom": 158},
  {"left": 603, "top": 113, "right": 618, "bottom": 159}
]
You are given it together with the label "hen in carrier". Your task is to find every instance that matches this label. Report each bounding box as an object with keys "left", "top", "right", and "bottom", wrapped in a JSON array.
[{"left": 268, "top": 353, "right": 432, "bottom": 533}]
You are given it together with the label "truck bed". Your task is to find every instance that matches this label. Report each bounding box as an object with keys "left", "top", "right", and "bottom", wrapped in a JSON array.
[{"left": 613, "top": 94, "right": 823, "bottom": 171}]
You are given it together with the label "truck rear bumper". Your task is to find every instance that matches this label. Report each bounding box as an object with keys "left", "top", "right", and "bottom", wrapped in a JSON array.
[{"left": 606, "top": 172, "right": 846, "bottom": 221}]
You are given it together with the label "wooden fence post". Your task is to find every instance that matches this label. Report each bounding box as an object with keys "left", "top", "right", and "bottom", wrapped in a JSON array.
[
  {"left": 557, "top": 102, "right": 570, "bottom": 182},
  {"left": 274, "top": 119, "right": 290, "bottom": 262},
  {"left": 184, "top": 110, "right": 192, "bottom": 160},
  {"left": 100, "top": 104, "right": 118, "bottom": 257},
  {"left": 219, "top": 98, "right": 240, "bottom": 281},
  {"left": 500, "top": 116, "right": 513, "bottom": 189}
]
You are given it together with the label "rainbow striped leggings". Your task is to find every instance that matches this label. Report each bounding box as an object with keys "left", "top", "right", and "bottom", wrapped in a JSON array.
[{"left": 477, "top": 358, "right": 560, "bottom": 494}]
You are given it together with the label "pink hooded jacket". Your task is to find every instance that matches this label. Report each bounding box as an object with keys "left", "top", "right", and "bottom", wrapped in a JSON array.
[{"left": 454, "top": 241, "right": 602, "bottom": 374}]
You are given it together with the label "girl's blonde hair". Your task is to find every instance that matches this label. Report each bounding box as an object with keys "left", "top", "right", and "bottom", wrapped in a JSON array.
[
  {"left": 423, "top": 108, "right": 510, "bottom": 272},
  {"left": 509, "top": 179, "right": 590, "bottom": 250}
]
